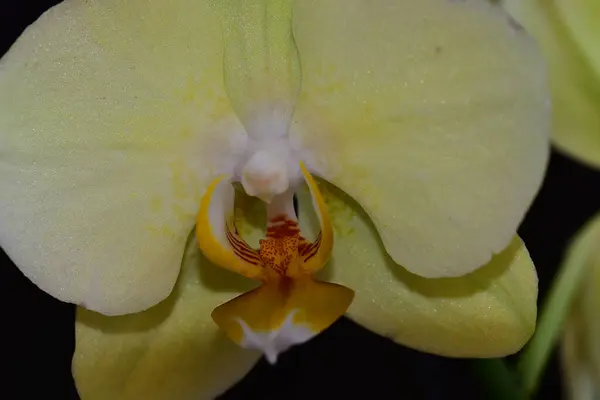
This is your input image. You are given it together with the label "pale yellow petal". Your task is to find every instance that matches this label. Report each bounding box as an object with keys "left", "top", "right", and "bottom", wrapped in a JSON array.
[
  {"left": 73, "top": 237, "right": 260, "bottom": 400},
  {"left": 0, "top": 0, "right": 244, "bottom": 314},
  {"left": 506, "top": 0, "right": 600, "bottom": 169},
  {"left": 299, "top": 182, "right": 538, "bottom": 358},
  {"left": 291, "top": 0, "right": 549, "bottom": 277}
]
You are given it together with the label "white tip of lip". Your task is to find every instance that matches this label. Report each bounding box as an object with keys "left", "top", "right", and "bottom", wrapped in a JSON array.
[{"left": 235, "top": 311, "right": 316, "bottom": 364}]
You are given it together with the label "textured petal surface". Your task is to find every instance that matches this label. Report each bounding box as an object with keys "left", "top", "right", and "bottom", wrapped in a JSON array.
[
  {"left": 506, "top": 0, "right": 600, "bottom": 169},
  {"left": 0, "top": 0, "right": 245, "bottom": 314},
  {"left": 298, "top": 182, "right": 538, "bottom": 358},
  {"left": 290, "top": 0, "right": 549, "bottom": 277},
  {"left": 74, "top": 237, "right": 260, "bottom": 400}
]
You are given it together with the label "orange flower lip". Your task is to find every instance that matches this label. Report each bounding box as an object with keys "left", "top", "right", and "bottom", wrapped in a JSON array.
[{"left": 196, "top": 162, "right": 353, "bottom": 362}]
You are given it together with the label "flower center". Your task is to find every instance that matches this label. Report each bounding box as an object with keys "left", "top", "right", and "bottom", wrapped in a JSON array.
[
  {"left": 240, "top": 149, "right": 290, "bottom": 204},
  {"left": 195, "top": 162, "right": 353, "bottom": 363},
  {"left": 236, "top": 122, "right": 302, "bottom": 204}
]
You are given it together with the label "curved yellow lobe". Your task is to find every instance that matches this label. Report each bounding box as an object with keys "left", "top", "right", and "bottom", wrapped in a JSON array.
[{"left": 196, "top": 175, "right": 264, "bottom": 280}]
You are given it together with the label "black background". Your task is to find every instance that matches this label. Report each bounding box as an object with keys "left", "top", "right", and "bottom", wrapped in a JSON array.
[{"left": 2, "top": 1, "right": 600, "bottom": 399}]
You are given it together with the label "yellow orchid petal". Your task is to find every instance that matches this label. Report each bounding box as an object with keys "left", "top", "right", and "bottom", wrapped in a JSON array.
[
  {"left": 0, "top": 0, "right": 246, "bottom": 315},
  {"left": 291, "top": 0, "right": 549, "bottom": 277},
  {"left": 196, "top": 163, "right": 352, "bottom": 361},
  {"left": 506, "top": 0, "right": 600, "bottom": 169},
  {"left": 73, "top": 237, "right": 260, "bottom": 400},
  {"left": 295, "top": 181, "right": 537, "bottom": 358}
]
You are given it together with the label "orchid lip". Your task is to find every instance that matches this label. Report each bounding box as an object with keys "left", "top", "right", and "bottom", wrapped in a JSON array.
[{"left": 196, "top": 162, "right": 354, "bottom": 362}]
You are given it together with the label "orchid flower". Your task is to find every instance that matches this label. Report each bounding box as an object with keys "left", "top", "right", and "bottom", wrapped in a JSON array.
[
  {"left": 0, "top": 0, "right": 549, "bottom": 398},
  {"left": 504, "top": 1, "right": 600, "bottom": 398}
]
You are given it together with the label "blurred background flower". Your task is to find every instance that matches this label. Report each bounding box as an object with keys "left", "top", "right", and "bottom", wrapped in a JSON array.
[
  {"left": 505, "top": 1, "right": 600, "bottom": 399},
  {"left": 561, "top": 215, "right": 600, "bottom": 400}
]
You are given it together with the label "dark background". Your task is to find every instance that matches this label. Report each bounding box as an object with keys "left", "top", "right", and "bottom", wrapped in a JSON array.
[{"left": 2, "top": 2, "right": 599, "bottom": 399}]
